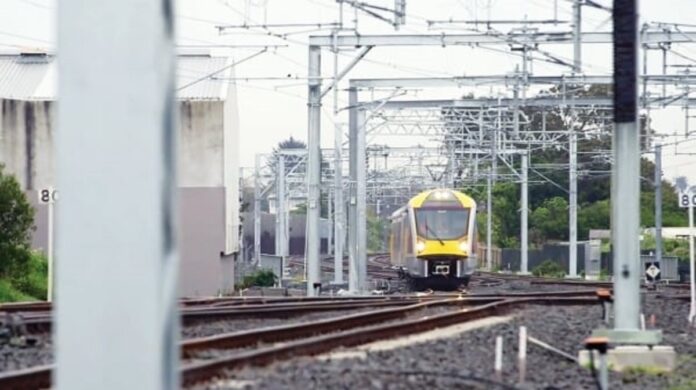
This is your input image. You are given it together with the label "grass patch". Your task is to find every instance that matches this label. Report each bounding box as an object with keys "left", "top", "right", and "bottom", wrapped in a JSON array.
[
  {"left": 237, "top": 269, "right": 277, "bottom": 289},
  {"left": 0, "top": 279, "right": 36, "bottom": 302},
  {"left": 532, "top": 260, "right": 566, "bottom": 278},
  {"left": 0, "top": 251, "right": 48, "bottom": 302}
]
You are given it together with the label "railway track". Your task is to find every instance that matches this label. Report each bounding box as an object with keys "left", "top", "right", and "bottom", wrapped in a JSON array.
[
  {"left": 475, "top": 271, "right": 691, "bottom": 289},
  {"left": 0, "top": 291, "right": 602, "bottom": 389}
]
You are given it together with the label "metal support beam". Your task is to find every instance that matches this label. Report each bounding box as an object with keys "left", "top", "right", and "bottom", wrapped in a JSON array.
[
  {"left": 56, "top": 0, "right": 178, "bottom": 388},
  {"left": 521, "top": 153, "right": 529, "bottom": 274},
  {"left": 309, "top": 31, "right": 696, "bottom": 47},
  {"left": 569, "top": 129, "right": 578, "bottom": 278},
  {"left": 689, "top": 189, "right": 695, "bottom": 323},
  {"left": 333, "top": 124, "right": 345, "bottom": 284},
  {"left": 328, "top": 186, "right": 333, "bottom": 256},
  {"left": 277, "top": 155, "right": 288, "bottom": 258},
  {"left": 655, "top": 144, "right": 663, "bottom": 267},
  {"left": 356, "top": 108, "right": 368, "bottom": 291},
  {"left": 306, "top": 45, "right": 322, "bottom": 296},
  {"left": 573, "top": 0, "right": 583, "bottom": 73},
  {"left": 254, "top": 154, "right": 261, "bottom": 264},
  {"left": 350, "top": 75, "right": 696, "bottom": 89},
  {"left": 486, "top": 118, "right": 497, "bottom": 271},
  {"left": 321, "top": 46, "right": 373, "bottom": 98},
  {"left": 612, "top": 0, "right": 641, "bottom": 332},
  {"left": 348, "top": 88, "right": 359, "bottom": 292}
]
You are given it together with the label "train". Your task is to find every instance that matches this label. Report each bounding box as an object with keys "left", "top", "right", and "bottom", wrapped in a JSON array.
[{"left": 389, "top": 189, "right": 478, "bottom": 291}]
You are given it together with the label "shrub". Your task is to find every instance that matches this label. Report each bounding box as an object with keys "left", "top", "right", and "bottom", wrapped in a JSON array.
[
  {"left": 0, "top": 280, "right": 34, "bottom": 302},
  {"left": 532, "top": 260, "right": 566, "bottom": 278},
  {"left": 0, "top": 164, "right": 39, "bottom": 301},
  {"left": 238, "top": 269, "right": 277, "bottom": 289},
  {"left": 13, "top": 252, "right": 47, "bottom": 299}
]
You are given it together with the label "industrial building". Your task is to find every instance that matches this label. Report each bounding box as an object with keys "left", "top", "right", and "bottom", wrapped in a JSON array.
[{"left": 0, "top": 51, "right": 240, "bottom": 296}]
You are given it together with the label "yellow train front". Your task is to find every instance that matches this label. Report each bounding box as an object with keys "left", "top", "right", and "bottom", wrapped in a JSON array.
[{"left": 389, "top": 189, "right": 478, "bottom": 291}]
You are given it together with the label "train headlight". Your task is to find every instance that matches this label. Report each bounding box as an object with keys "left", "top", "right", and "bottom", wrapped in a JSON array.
[
  {"left": 416, "top": 240, "right": 426, "bottom": 253},
  {"left": 458, "top": 241, "right": 468, "bottom": 252}
]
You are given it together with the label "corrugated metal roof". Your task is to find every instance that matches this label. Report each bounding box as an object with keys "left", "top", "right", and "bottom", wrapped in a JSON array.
[
  {"left": 0, "top": 54, "right": 231, "bottom": 101},
  {"left": 0, "top": 54, "right": 54, "bottom": 101},
  {"left": 176, "top": 55, "right": 230, "bottom": 100}
]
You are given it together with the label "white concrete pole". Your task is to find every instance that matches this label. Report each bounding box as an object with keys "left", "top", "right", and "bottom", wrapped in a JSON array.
[
  {"left": 254, "top": 154, "right": 261, "bottom": 264},
  {"left": 569, "top": 129, "right": 578, "bottom": 277},
  {"left": 573, "top": 0, "right": 582, "bottom": 73},
  {"left": 334, "top": 124, "right": 346, "bottom": 283},
  {"left": 521, "top": 154, "right": 529, "bottom": 274},
  {"left": 655, "top": 144, "right": 663, "bottom": 266},
  {"left": 56, "top": 0, "right": 178, "bottom": 388},
  {"left": 47, "top": 198, "right": 54, "bottom": 301},
  {"left": 306, "top": 45, "right": 322, "bottom": 296},
  {"left": 348, "top": 88, "right": 359, "bottom": 292},
  {"left": 612, "top": 0, "right": 641, "bottom": 332},
  {"left": 689, "top": 188, "right": 695, "bottom": 323},
  {"left": 277, "top": 155, "right": 287, "bottom": 258},
  {"left": 356, "top": 109, "right": 368, "bottom": 291},
  {"left": 333, "top": 124, "right": 345, "bottom": 284},
  {"left": 328, "top": 186, "right": 334, "bottom": 256}
]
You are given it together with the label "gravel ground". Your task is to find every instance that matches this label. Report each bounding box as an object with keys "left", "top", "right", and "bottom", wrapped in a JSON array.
[
  {"left": 0, "top": 333, "right": 52, "bottom": 372},
  {"left": 0, "top": 301, "right": 461, "bottom": 372},
  {"left": 182, "top": 307, "right": 396, "bottom": 339},
  {"left": 185, "top": 304, "right": 470, "bottom": 362},
  {"left": 196, "top": 293, "right": 696, "bottom": 390}
]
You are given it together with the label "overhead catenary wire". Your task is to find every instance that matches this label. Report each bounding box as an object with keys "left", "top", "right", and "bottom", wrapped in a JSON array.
[{"left": 177, "top": 48, "right": 268, "bottom": 91}]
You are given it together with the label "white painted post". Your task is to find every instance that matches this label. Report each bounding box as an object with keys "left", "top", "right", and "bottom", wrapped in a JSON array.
[
  {"left": 521, "top": 154, "right": 529, "bottom": 274},
  {"left": 518, "top": 326, "right": 527, "bottom": 383},
  {"left": 47, "top": 199, "right": 54, "bottom": 302},
  {"left": 494, "top": 335, "right": 503, "bottom": 380},
  {"left": 689, "top": 187, "right": 695, "bottom": 324},
  {"left": 56, "top": 0, "right": 178, "bottom": 388},
  {"left": 38, "top": 188, "right": 57, "bottom": 302}
]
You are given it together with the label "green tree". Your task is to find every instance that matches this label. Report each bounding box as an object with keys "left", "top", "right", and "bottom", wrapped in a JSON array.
[
  {"left": 367, "top": 211, "right": 388, "bottom": 252},
  {"left": 0, "top": 165, "right": 35, "bottom": 279},
  {"left": 530, "top": 197, "right": 569, "bottom": 244},
  {"left": 578, "top": 199, "right": 610, "bottom": 239}
]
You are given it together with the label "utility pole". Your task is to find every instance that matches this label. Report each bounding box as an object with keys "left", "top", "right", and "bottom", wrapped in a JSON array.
[
  {"left": 276, "top": 155, "right": 288, "bottom": 259},
  {"left": 521, "top": 153, "right": 529, "bottom": 274},
  {"left": 655, "top": 143, "right": 663, "bottom": 267},
  {"left": 306, "top": 45, "right": 322, "bottom": 296},
  {"left": 689, "top": 187, "right": 695, "bottom": 324},
  {"left": 569, "top": 128, "right": 578, "bottom": 277},
  {"left": 612, "top": 0, "right": 641, "bottom": 333},
  {"left": 573, "top": 0, "right": 583, "bottom": 73},
  {"left": 356, "top": 109, "right": 368, "bottom": 291},
  {"left": 487, "top": 105, "right": 500, "bottom": 271},
  {"left": 328, "top": 186, "right": 334, "bottom": 257},
  {"left": 56, "top": 0, "right": 178, "bottom": 388},
  {"left": 348, "top": 88, "right": 359, "bottom": 292},
  {"left": 254, "top": 154, "right": 261, "bottom": 264},
  {"left": 333, "top": 127, "right": 345, "bottom": 284},
  {"left": 593, "top": 0, "right": 662, "bottom": 347}
]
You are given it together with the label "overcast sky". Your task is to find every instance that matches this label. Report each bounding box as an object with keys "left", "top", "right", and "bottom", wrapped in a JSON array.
[{"left": 2, "top": 0, "right": 696, "bottom": 185}]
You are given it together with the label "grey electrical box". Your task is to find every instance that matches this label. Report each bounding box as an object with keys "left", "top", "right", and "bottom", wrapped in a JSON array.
[
  {"left": 641, "top": 255, "right": 679, "bottom": 282},
  {"left": 259, "top": 254, "right": 284, "bottom": 286},
  {"left": 585, "top": 240, "right": 602, "bottom": 280}
]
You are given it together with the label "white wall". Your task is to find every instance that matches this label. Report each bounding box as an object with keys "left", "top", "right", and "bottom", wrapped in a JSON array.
[
  {"left": 0, "top": 99, "right": 54, "bottom": 190},
  {"left": 2, "top": 97, "right": 241, "bottom": 296}
]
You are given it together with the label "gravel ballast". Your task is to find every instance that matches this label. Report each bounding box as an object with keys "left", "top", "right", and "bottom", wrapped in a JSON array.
[{"left": 198, "top": 293, "right": 696, "bottom": 389}]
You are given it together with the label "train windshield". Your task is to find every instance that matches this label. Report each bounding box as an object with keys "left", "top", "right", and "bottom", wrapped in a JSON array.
[{"left": 415, "top": 208, "right": 470, "bottom": 241}]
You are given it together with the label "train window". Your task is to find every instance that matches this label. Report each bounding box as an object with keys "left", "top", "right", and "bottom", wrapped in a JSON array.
[{"left": 415, "top": 208, "right": 470, "bottom": 240}]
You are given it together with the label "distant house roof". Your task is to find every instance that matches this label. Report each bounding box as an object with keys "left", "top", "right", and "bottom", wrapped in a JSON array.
[{"left": 0, "top": 51, "right": 232, "bottom": 101}]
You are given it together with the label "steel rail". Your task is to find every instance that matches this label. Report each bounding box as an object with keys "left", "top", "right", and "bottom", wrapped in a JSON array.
[
  {"left": 0, "top": 295, "right": 600, "bottom": 389},
  {"left": 180, "top": 296, "right": 600, "bottom": 385}
]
